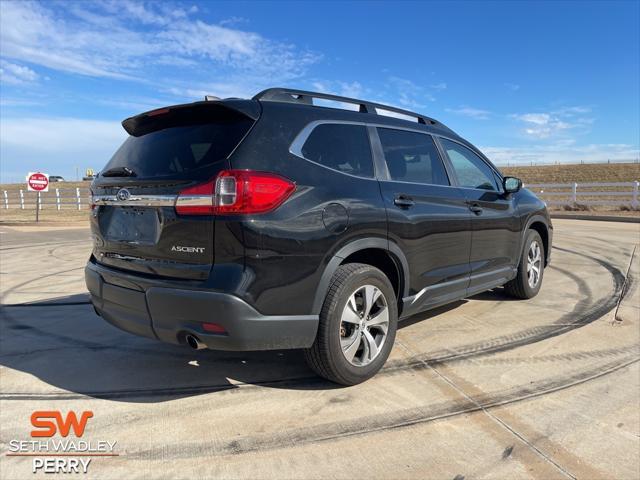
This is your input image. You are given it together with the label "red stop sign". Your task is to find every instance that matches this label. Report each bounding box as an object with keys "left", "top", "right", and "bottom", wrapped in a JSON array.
[{"left": 28, "top": 173, "right": 49, "bottom": 192}]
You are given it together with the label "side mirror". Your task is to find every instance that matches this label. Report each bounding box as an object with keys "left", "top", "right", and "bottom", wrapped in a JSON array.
[{"left": 503, "top": 176, "right": 522, "bottom": 194}]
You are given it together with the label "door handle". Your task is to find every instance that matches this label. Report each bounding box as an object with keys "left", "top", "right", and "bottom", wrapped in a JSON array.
[
  {"left": 468, "top": 203, "right": 483, "bottom": 215},
  {"left": 394, "top": 195, "right": 415, "bottom": 208}
]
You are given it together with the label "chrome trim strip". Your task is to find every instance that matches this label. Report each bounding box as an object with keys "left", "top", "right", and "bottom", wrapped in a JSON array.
[
  {"left": 404, "top": 266, "right": 515, "bottom": 306},
  {"left": 174, "top": 195, "right": 214, "bottom": 207},
  {"left": 92, "top": 194, "right": 177, "bottom": 207}
]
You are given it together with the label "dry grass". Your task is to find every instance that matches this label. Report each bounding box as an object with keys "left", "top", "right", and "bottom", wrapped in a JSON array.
[
  {"left": 0, "top": 180, "right": 91, "bottom": 193},
  {"left": 0, "top": 181, "right": 91, "bottom": 224},
  {"left": 0, "top": 208, "right": 90, "bottom": 224},
  {"left": 500, "top": 162, "right": 639, "bottom": 185},
  {"left": 500, "top": 163, "right": 639, "bottom": 216}
]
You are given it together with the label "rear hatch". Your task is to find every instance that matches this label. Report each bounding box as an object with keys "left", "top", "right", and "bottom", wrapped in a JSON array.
[{"left": 90, "top": 100, "right": 259, "bottom": 280}]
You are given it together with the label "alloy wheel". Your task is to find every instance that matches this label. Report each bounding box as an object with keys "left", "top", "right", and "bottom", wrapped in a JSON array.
[
  {"left": 527, "top": 240, "right": 542, "bottom": 288},
  {"left": 339, "top": 285, "right": 389, "bottom": 366}
]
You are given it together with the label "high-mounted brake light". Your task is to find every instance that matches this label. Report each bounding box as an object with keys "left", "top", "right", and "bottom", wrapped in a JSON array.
[
  {"left": 175, "top": 170, "right": 295, "bottom": 216},
  {"left": 146, "top": 107, "right": 170, "bottom": 117}
]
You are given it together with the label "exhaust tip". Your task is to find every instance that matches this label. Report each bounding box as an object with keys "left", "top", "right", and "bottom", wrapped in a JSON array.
[{"left": 185, "top": 334, "right": 206, "bottom": 350}]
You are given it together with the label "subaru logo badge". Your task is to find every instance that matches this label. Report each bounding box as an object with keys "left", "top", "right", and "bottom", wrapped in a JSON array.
[{"left": 116, "top": 188, "right": 130, "bottom": 201}]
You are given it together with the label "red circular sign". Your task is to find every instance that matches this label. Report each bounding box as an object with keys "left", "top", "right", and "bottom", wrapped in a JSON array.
[{"left": 28, "top": 173, "right": 49, "bottom": 191}]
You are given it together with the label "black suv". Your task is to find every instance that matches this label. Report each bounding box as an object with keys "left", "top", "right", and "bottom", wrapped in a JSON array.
[{"left": 86, "top": 88, "right": 552, "bottom": 385}]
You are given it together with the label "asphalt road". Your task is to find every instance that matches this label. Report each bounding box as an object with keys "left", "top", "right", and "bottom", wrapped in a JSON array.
[{"left": 0, "top": 220, "right": 638, "bottom": 479}]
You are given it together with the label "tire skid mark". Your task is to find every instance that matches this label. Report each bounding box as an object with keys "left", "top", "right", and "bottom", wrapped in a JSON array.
[
  {"left": 426, "top": 344, "right": 640, "bottom": 366},
  {"left": 0, "top": 246, "right": 631, "bottom": 401},
  {"left": 126, "top": 355, "right": 639, "bottom": 459},
  {"left": 0, "top": 266, "right": 85, "bottom": 305},
  {"left": 387, "top": 246, "right": 623, "bottom": 370},
  {"left": 47, "top": 243, "right": 91, "bottom": 263},
  {"left": 0, "top": 239, "right": 89, "bottom": 252}
]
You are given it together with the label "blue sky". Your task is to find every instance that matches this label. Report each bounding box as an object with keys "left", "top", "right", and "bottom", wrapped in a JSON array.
[{"left": 1, "top": 0, "right": 638, "bottom": 182}]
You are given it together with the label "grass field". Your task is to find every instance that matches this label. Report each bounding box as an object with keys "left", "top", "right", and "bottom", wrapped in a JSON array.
[
  {"left": 0, "top": 181, "right": 91, "bottom": 224},
  {"left": 1, "top": 164, "right": 638, "bottom": 223},
  {"left": 500, "top": 163, "right": 639, "bottom": 215},
  {"left": 500, "top": 162, "right": 639, "bottom": 184}
]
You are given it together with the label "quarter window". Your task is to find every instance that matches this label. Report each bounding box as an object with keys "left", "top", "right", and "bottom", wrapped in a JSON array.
[
  {"left": 440, "top": 139, "right": 497, "bottom": 190},
  {"left": 377, "top": 128, "right": 449, "bottom": 185},
  {"left": 300, "top": 124, "right": 374, "bottom": 178}
]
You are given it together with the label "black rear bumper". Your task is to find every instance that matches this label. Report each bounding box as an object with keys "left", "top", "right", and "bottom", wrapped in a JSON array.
[{"left": 85, "top": 262, "right": 318, "bottom": 351}]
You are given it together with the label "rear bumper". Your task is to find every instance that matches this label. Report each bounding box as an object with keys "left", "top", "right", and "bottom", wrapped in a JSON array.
[{"left": 85, "top": 262, "right": 318, "bottom": 351}]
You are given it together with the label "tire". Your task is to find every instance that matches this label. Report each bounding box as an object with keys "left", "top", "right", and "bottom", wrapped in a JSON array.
[
  {"left": 504, "top": 229, "right": 545, "bottom": 299},
  {"left": 304, "top": 263, "right": 398, "bottom": 386}
]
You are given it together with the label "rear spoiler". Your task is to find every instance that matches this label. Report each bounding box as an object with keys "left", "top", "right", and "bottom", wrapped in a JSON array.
[{"left": 122, "top": 99, "right": 261, "bottom": 137}]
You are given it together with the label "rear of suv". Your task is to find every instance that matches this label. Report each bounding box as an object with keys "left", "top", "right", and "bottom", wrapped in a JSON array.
[{"left": 86, "top": 88, "right": 552, "bottom": 385}]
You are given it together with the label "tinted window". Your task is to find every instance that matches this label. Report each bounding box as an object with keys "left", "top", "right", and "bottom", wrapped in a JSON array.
[
  {"left": 440, "top": 139, "right": 497, "bottom": 190},
  {"left": 377, "top": 128, "right": 449, "bottom": 185},
  {"left": 301, "top": 124, "right": 374, "bottom": 178},
  {"left": 104, "top": 118, "right": 253, "bottom": 180}
]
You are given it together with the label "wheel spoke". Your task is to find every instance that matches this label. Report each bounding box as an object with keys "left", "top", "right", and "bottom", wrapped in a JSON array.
[
  {"left": 342, "top": 335, "right": 361, "bottom": 362},
  {"left": 362, "top": 285, "right": 380, "bottom": 319},
  {"left": 363, "top": 330, "right": 378, "bottom": 362},
  {"left": 341, "top": 295, "right": 361, "bottom": 324},
  {"left": 367, "top": 306, "right": 389, "bottom": 332}
]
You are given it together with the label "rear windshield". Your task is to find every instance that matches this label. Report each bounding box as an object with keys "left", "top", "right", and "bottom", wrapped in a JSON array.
[{"left": 104, "top": 116, "right": 253, "bottom": 180}]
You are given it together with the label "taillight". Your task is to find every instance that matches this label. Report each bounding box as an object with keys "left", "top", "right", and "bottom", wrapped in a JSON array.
[{"left": 175, "top": 170, "right": 295, "bottom": 216}]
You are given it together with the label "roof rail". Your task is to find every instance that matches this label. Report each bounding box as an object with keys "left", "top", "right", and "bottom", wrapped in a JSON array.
[{"left": 253, "top": 88, "right": 438, "bottom": 126}]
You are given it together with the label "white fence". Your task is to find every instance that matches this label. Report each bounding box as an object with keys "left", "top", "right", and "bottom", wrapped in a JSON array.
[
  {"left": 1, "top": 188, "right": 91, "bottom": 210},
  {"left": 527, "top": 181, "right": 639, "bottom": 208},
  {"left": 2, "top": 182, "right": 639, "bottom": 212}
]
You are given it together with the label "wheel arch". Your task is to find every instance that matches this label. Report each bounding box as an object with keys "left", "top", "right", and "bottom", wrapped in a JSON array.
[
  {"left": 521, "top": 215, "right": 551, "bottom": 265},
  {"left": 311, "top": 238, "right": 410, "bottom": 315}
]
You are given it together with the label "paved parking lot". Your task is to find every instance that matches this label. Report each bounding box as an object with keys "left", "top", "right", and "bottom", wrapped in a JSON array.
[{"left": 0, "top": 219, "right": 638, "bottom": 479}]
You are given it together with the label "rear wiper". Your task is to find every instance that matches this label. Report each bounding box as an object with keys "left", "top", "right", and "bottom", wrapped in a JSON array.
[{"left": 101, "top": 167, "right": 136, "bottom": 177}]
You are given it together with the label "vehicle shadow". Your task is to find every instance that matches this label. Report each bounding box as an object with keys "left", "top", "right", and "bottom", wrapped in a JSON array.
[
  {"left": 0, "top": 291, "right": 474, "bottom": 403},
  {"left": 469, "top": 287, "right": 521, "bottom": 302},
  {"left": 0, "top": 294, "right": 342, "bottom": 403}
]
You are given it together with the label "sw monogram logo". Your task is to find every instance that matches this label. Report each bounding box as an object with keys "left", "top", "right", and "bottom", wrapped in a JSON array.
[{"left": 30, "top": 411, "right": 94, "bottom": 438}]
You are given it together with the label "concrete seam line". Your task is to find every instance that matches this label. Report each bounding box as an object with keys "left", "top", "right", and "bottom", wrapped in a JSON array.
[{"left": 405, "top": 342, "right": 578, "bottom": 480}]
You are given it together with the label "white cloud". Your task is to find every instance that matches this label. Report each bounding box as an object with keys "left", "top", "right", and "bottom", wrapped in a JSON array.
[
  {"left": 446, "top": 106, "right": 492, "bottom": 120},
  {"left": 0, "top": 1, "right": 319, "bottom": 83},
  {"left": 219, "top": 16, "right": 250, "bottom": 27},
  {"left": 511, "top": 107, "right": 592, "bottom": 139},
  {"left": 429, "top": 82, "right": 447, "bottom": 91},
  {"left": 387, "top": 77, "right": 436, "bottom": 109},
  {"left": 504, "top": 82, "right": 520, "bottom": 91},
  {"left": 0, "top": 59, "right": 38, "bottom": 85}
]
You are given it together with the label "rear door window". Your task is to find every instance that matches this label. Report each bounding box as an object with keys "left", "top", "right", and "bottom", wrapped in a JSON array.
[
  {"left": 300, "top": 123, "right": 374, "bottom": 178},
  {"left": 377, "top": 128, "right": 449, "bottom": 185}
]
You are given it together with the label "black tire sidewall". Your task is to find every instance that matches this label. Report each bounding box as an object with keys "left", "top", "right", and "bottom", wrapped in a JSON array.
[{"left": 324, "top": 267, "right": 397, "bottom": 384}]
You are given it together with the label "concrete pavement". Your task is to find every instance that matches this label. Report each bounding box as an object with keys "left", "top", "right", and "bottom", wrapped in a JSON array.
[{"left": 0, "top": 219, "right": 638, "bottom": 479}]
